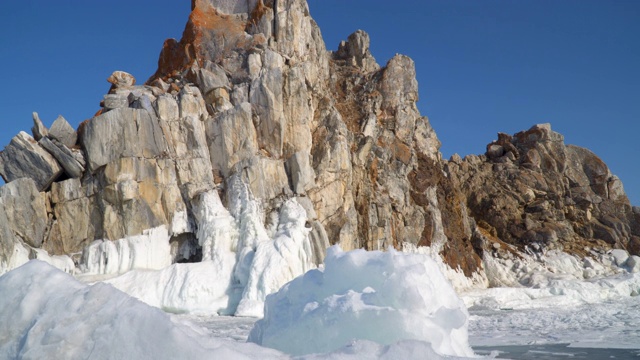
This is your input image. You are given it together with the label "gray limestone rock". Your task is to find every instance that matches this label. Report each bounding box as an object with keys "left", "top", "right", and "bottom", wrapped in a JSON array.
[
  {"left": 207, "top": 102, "right": 258, "bottom": 177},
  {"left": 31, "top": 112, "right": 48, "bottom": 140},
  {"left": 334, "top": 30, "right": 379, "bottom": 72},
  {"left": 197, "top": 64, "right": 230, "bottom": 95},
  {"left": 48, "top": 115, "right": 77, "bottom": 148},
  {"left": 241, "top": 156, "right": 290, "bottom": 201},
  {"left": 0, "top": 202, "right": 16, "bottom": 273},
  {"left": 250, "top": 50, "right": 285, "bottom": 158},
  {"left": 39, "top": 137, "right": 85, "bottom": 178},
  {"left": 103, "top": 94, "right": 129, "bottom": 111},
  {"left": 82, "top": 107, "right": 168, "bottom": 172},
  {"left": 1, "top": 0, "right": 638, "bottom": 280},
  {"left": 0, "top": 131, "right": 63, "bottom": 191},
  {"left": 179, "top": 85, "right": 207, "bottom": 121},
  {"left": 201, "top": 0, "right": 259, "bottom": 15},
  {"left": 286, "top": 151, "right": 315, "bottom": 194},
  {"left": 0, "top": 178, "right": 47, "bottom": 248},
  {"left": 50, "top": 178, "right": 83, "bottom": 204}
]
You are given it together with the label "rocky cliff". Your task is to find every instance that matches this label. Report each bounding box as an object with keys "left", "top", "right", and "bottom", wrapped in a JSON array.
[{"left": 1, "top": 0, "right": 638, "bottom": 288}]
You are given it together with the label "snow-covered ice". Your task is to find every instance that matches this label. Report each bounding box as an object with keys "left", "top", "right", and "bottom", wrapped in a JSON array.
[
  {"left": 79, "top": 226, "right": 172, "bottom": 276},
  {"left": 3, "top": 181, "right": 640, "bottom": 359},
  {"left": 75, "top": 186, "right": 317, "bottom": 317},
  {"left": 0, "top": 261, "right": 285, "bottom": 360},
  {"left": 0, "top": 260, "right": 472, "bottom": 360},
  {"left": 249, "top": 245, "right": 475, "bottom": 357}
]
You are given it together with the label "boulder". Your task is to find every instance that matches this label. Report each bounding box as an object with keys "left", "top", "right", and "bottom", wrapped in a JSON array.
[
  {"left": 107, "top": 70, "right": 136, "bottom": 89},
  {"left": 48, "top": 115, "right": 77, "bottom": 148},
  {"left": 610, "top": 249, "right": 629, "bottom": 267},
  {"left": 197, "top": 64, "right": 230, "bottom": 95},
  {"left": 0, "top": 131, "right": 63, "bottom": 191},
  {"left": 50, "top": 178, "right": 83, "bottom": 204}
]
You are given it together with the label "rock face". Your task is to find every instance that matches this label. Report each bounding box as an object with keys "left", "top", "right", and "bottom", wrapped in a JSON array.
[
  {"left": 448, "top": 123, "right": 640, "bottom": 258},
  {"left": 0, "top": 132, "right": 63, "bottom": 191},
  {"left": 0, "top": 0, "right": 638, "bottom": 282}
]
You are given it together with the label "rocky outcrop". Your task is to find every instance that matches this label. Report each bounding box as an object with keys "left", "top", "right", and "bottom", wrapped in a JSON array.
[
  {"left": 0, "top": 0, "right": 638, "bottom": 284},
  {"left": 0, "top": 132, "right": 63, "bottom": 191},
  {"left": 447, "top": 123, "right": 640, "bottom": 258}
]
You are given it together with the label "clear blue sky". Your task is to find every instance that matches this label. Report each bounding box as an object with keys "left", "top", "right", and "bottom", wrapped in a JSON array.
[{"left": 0, "top": 1, "right": 638, "bottom": 205}]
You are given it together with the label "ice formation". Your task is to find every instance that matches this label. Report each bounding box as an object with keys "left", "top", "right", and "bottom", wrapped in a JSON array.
[
  {"left": 97, "top": 185, "right": 316, "bottom": 317},
  {"left": 235, "top": 197, "right": 316, "bottom": 317},
  {"left": 79, "top": 226, "right": 172, "bottom": 276},
  {"left": 248, "top": 245, "right": 475, "bottom": 357},
  {"left": 463, "top": 248, "right": 640, "bottom": 310},
  {"left": 0, "top": 260, "right": 473, "bottom": 360},
  {"left": 0, "top": 261, "right": 284, "bottom": 360}
]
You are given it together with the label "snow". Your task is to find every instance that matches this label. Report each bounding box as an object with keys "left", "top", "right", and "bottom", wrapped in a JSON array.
[
  {"left": 0, "top": 260, "right": 285, "bottom": 360},
  {"left": 92, "top": 187, "right": 316, "bottom": 317},
  {"left": 249, "top": 245, "right": 475, "bottom": 357},
  {"left": 31, "top": 248, "right": 75, "bottom": 274},
  {"left": 0, "top": 260, "right": 471, "bottom": 360},
  {"left": 78, "top": 226, "right": 172, "bottom": 276},
  {"left": 235, "top": 198, "right": 316, "bottom": 317},
  {"left": 464, "top": 248, "right": 640, "bottom": 311},
  {"left": 402, "top": 242, "right": 488, "bottom": 292},
  {"left": 460, "top": 246, "right": 640, "bottom": 350},
  {"left": 105, "top": 261, "right": 241, "bottom": 315},
  {"left": 468, "top": 296, "right": 640, "bottom": 349}
]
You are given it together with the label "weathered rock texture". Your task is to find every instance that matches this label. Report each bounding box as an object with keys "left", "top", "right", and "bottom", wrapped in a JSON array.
[
  {"left": 448, "top": 123, "right": 640, "bottom": 258},
  {"left": 0, "top": 0, "right": 638, "bottom": 277}
]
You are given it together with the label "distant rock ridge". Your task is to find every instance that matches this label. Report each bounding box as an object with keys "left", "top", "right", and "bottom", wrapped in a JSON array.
[{"left": 1, "top": 0, "right": 638, "bottom": 288}]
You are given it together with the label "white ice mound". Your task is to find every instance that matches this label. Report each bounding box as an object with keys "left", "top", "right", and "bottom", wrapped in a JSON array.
[
  {"left": 248, "top": 246, "right": 475, "bottom": 357},
  {"left": 0, "top": 261, "right": 285, "bottom": 360}
]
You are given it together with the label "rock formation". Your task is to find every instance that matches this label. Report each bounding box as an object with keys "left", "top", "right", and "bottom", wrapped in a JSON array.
[{"left": 1, "top": 0, "right": 638, "bottom": 290}]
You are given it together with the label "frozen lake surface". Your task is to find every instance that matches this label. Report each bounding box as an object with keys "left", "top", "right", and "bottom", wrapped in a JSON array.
[
  {"left": 468, "top": 296, "right": 640, "bottom": 349},
  {"left": 175, "top": 294, "right": 640, "bottom": 359},
  {"left": 474, "top": 344, "right": 640, "bottom": 359}
]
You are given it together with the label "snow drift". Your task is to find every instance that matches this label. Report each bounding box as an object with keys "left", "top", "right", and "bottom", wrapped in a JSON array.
[
  {"left": 0, "top": 260, "right": 476, "bottom": 360},
  {"left": 248, "top": 246, "right": 475, "bottom": 357},
  {"left": 0, "top": 261, "right": 285, "bottom": 360}
]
